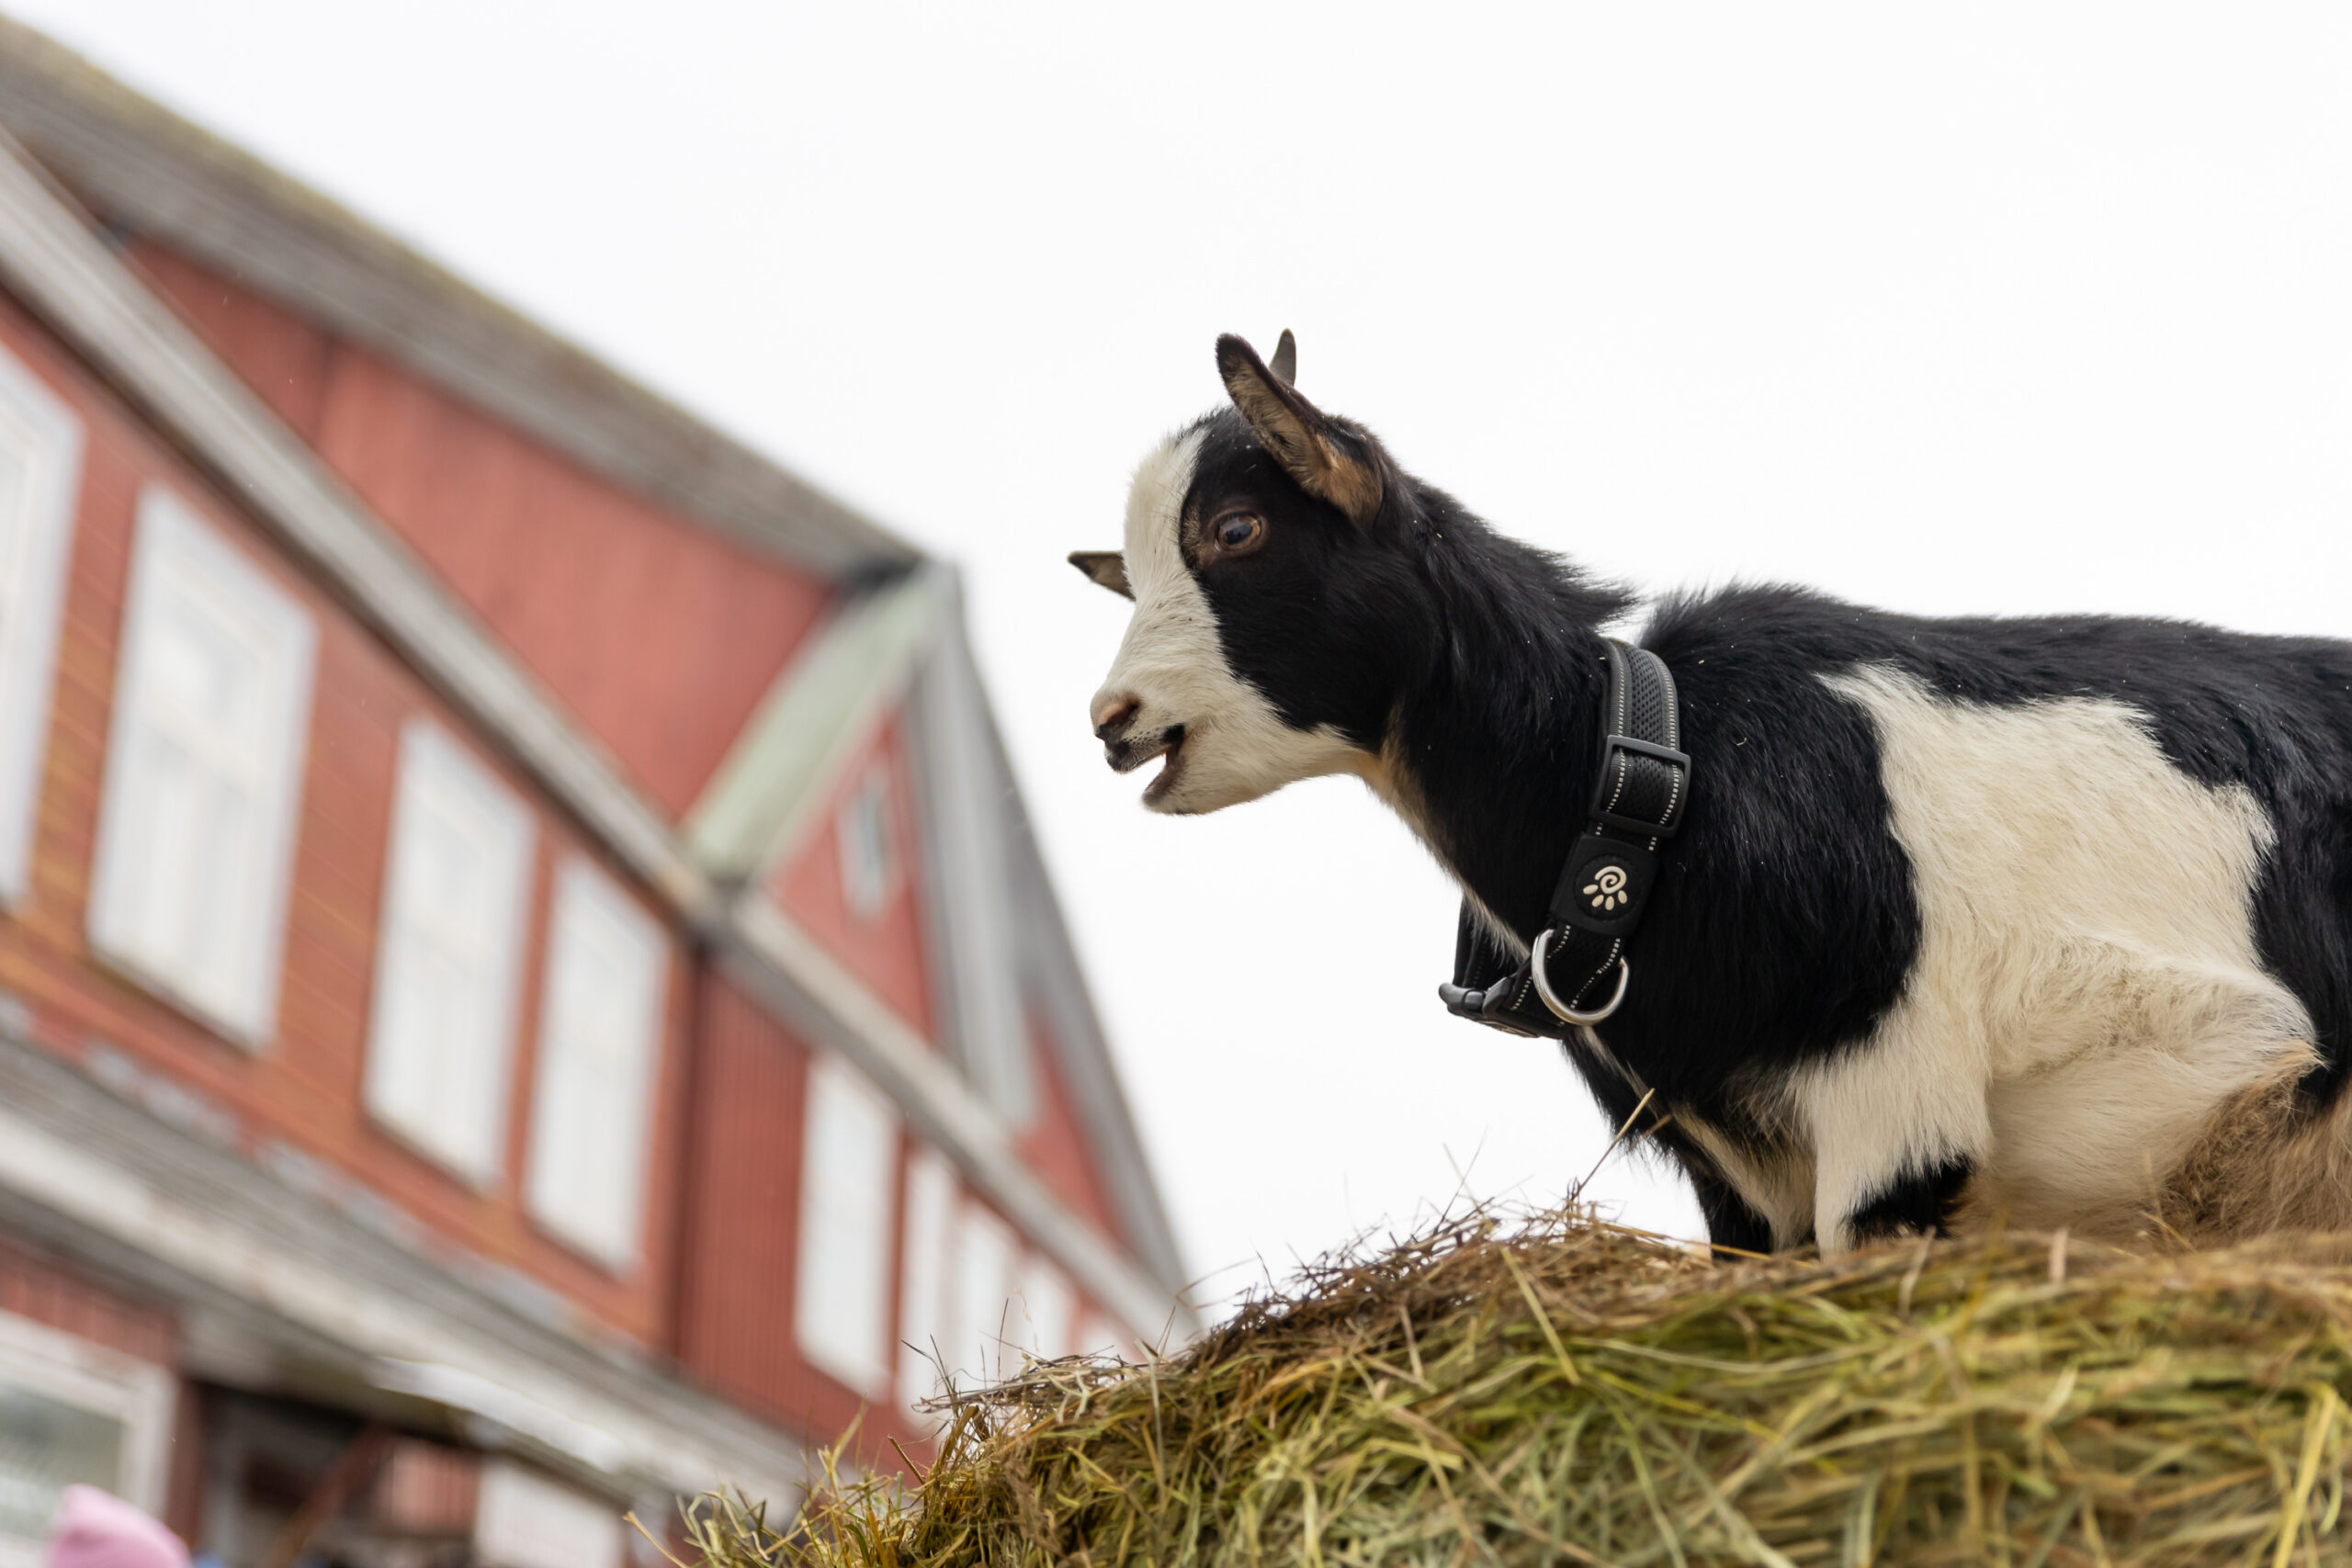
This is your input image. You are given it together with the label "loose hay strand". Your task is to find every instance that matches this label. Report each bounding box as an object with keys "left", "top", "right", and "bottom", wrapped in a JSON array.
[{"left": 693, "top": 1208, "right": 2352, "bottom": 1567}]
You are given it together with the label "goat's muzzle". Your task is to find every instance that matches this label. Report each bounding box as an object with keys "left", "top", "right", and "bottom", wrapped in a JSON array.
[
  {"left": 1101, "top": 714, "right": 1183, "bottom": 775},
  {"left": 1092, "top": 695, "right": 1139, "bottom": 741}
]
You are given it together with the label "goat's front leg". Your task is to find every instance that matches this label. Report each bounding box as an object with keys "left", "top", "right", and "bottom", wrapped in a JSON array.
[
  {"left": 1788, "top": 1020, "right": 1990, "bottom": 1258},
  {"left": 1688, "top": 1162, "right": 1776, "bottom": 1257}
]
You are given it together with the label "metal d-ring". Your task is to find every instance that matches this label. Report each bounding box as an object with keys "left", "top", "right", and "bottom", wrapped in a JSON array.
[{"left": 1530, "top": 929, "right": 1630, "bottom": 1025}]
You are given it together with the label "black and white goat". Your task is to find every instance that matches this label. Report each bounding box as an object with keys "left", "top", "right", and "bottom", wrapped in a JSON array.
[{"left": 1071, "top": 332, "right": 2352, "bottom": 1258}]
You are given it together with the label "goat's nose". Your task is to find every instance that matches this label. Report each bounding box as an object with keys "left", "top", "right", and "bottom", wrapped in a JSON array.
[{"left": 1092, "top": 694, "right": 1140, "bottom": 742}]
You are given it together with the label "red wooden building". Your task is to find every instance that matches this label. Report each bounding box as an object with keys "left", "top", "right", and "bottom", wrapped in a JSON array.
[{"left": 0, "top": 20, "right": 1192, "bottom": 1568}]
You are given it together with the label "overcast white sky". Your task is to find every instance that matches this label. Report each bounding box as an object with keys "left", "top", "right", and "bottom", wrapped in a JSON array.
[{"left": 17, "top": 2, "right": 2352, "bottom": 1308}]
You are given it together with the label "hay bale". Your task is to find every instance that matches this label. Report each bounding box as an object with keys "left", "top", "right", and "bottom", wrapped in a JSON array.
[{"left": 682, "top": 1209, "right": 2352, "bottom": 1566}]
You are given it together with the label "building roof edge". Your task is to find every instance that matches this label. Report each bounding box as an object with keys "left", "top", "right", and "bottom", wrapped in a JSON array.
[{"left": 0, "top": 15, "right": 920, "bottom": 578}]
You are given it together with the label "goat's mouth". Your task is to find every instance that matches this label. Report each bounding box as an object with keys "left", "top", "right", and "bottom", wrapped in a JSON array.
[{"left": 1114, "top": 724, "right": 1185, "bottom": 805}]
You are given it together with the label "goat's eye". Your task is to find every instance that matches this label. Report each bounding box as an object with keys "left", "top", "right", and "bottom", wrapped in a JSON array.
[{"left": 1212, "top": 513, "right": 1266, "bottom": 555}]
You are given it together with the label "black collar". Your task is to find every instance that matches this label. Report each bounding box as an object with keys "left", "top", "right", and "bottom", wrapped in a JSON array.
[{"left": 1439, "top": 638, "right": 1690, "bottom": 1038}]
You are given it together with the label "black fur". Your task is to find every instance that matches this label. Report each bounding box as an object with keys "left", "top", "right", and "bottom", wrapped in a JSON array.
[
  {"left": 1848, "top": 1156, "right": 1975, "bottom": 1244},
  {"left": 1690, "top": 1164, "right": 1776, "bottom": 1257},
  {"left": 1162, "top": 396, "right": 2352, "bottom": 1252}
]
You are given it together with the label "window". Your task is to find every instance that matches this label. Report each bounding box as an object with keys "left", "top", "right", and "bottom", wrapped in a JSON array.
[
  {"left": 1077, "top": 1314, "right": 1140, "bottom": 1363},
  {"left": 473, "top": 1460, "right": 622, "bottom": 1568},
  {"left": 0, "top": 1310, "right": 175, "bottom": 1568},
  {"left": 896, "top": 1145, "right": 957, "bottom": 1410},
  {"left": 88, "top": 488, "right": 315, "bottom": 1043},
  {"left": 0, "top": 347, "right": 81, "bottom": 909},
  {"left": 523, "top": 859, "right": 668, "bottom": 1268},
  {"left": 946, "top": 1203, "right": 1017, "bottom": 1385},
  {"left": 366, "top": 721, "right": 535, "bottom": 1183},
  {"left": 837, "top": 762, "right": 899, "bottom": 919},
  {"left": 794, "top": 1053, "right": 900, "bottom": 1396},
  {"left": 1013, "top": 1256, "right": 1076, "bottom": 1362}
]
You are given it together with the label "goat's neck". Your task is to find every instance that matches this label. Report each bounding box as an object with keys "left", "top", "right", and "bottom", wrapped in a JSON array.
[{"left": 1378, "top": 556, "right": 1617, "bottom": 946}]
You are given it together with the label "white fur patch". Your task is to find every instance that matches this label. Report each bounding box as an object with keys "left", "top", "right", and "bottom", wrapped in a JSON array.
[
  {"left": 1091, "top": 430, "right": 1363, "bottom": 814},
  {"left": 1797, "top": 664, "right": 2312, "bottom": 1254}
]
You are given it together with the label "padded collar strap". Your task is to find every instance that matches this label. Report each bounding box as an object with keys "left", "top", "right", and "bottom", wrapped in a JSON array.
[{"left": 1438, "top": 639, "right": 1689, "bottom": 1039}]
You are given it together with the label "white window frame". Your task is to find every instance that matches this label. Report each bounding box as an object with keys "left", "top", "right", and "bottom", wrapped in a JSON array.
[
  {"left": 836, "top": 761, "right": 899, "bottom": 920},
  {"left": 897, "top": 1144, "right": 958, "bottom": 1413},
  {"left": 0, "top": 1308, "right": 175, "bottom": 1568},
  {"left": 366, "top": 720, "right": 536, "bottom": 1184},
  {"left": 1077, "top": 1314, "right": 1140, "bottom": 1362},
  {"left": 88, "top": 486, "right": 316, "bottom": 1044},
  {"left": 912, "top": 642, "right": 1036, "bottom": 1126},
  {"left": 0, "top": 346, "right": 83, "bottom": 908},
  {"left": 474, "top": 1459, "right": 623, "bottom": 1568},
  {"left": 523, "top": 857, "right": 669, "bottom": 1269},
  {"left": 1013, "top": 1254, "right": 1077, "bottom": 1363},
  {"left": 793, "top": 1052, "right": 900, "bottom": 1398}
]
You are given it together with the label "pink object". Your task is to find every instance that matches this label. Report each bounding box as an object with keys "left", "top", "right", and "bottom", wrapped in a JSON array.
[{"left": 43, "top": 1487, "right": 189, "bottom": 1568}]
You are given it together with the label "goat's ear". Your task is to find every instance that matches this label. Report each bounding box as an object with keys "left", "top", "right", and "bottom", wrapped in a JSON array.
[
  {"left": 1269, "top": 328, "right": 1296, "bottom": 386},
  {"left": 1215, "top": 333, "right": 1380, "bottom": 525},
  {"left": 1068, "top": 550, "right": 1134, "bottom": 600}
]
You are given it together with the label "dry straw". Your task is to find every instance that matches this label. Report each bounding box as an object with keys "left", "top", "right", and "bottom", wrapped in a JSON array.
[{"left": 670, "top": 1207, "right": 2352, "bottom": 1567}]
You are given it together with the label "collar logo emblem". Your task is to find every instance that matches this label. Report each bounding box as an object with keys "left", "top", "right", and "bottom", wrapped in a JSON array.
[{"left": 1584, "top": 863, "right": 1631, "bottom": 912}]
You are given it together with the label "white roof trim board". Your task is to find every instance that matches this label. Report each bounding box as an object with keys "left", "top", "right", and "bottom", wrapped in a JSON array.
[
  {"left": 0, "top": 118, "right": 1193, "bottom": 1423},
  {"left": 685, "top": 566, "right": 952, "bottom": 882},
  {"left": 903, "top": 621, "right": 1038, "bottom": 1129}
]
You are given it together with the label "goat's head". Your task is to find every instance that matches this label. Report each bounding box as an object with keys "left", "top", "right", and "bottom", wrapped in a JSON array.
[{"left": 1072, "top": 333, "right": 1437, "bottom": 814}]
